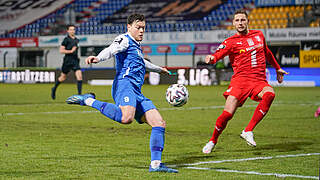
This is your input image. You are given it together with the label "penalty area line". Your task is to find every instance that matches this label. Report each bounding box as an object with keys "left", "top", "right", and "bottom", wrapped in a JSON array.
[
  {"left": 184, "top": 167, "right": 318, "bottom": 179},
  {"left": 177, "top": 153, "right": 320, "bottom": 166}
]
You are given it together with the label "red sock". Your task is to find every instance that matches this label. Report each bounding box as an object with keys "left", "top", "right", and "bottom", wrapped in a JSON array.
[
  {"left": 209, "top": 110, "right": 233, "bottom": 144},
  {"left": 245, "top": 92, "right": 275, "bottom": 132}
]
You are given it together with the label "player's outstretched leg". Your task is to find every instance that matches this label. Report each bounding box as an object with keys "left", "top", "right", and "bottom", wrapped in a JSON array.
[
  {"left": 66, "top": 93, "right": 123, "bottom": 123},
  {"left": 66, "top": 93, "right": 96, "bottom": 105}
]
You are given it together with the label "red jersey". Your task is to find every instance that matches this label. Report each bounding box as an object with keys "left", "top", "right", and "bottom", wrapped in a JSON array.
[{"left": 211, "top": 30, "right": 280, "bottom": 81}]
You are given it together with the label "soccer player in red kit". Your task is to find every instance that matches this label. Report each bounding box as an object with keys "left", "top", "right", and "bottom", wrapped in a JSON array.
[{"left": 202, "top": 10, "right": 288, "bottom": 154}]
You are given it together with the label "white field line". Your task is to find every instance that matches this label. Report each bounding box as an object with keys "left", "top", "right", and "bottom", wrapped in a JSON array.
[
  {"left": 185, "top": 167, "right": 318, "bottom": 179},
  {"left": 175, "top": 153, "right": 320, "bottom": 179},
  {"left": 177, "top": 153, "right": 320, "bottom": 166},
  {"left": 1, "top": 101, "right": 319, "bottom": 116}
]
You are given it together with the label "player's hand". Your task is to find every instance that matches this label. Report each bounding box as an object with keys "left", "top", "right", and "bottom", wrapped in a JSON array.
[
  {"left": 276, "top": 68, "right": 288, "bottom": 83},
  {"left": 71, "top": 46, "right": 77, "bottom": 53},
  {"left": 161, "top": 67, "right": 170, "bottom": 74},
  {"left": 85, "top": 56, "right": 99, "bottom": 64},
  {"left": 205, "top": 55, "right": 214, "bottom": 64}
]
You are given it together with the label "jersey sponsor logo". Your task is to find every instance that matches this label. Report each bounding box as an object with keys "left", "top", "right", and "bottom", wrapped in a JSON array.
[
  {"left": 239, "top": 49, "right": 245, "bottom": 53},
  {"left": 246, "top": 43, "right": 263, "bottom": 51},
  {"left": 236, "top": 42, "right": 242, "bottom": 45},
  {"left": 123, "top": 67, "right": 130, "bottom": 78},
  {"left": 247, "top": 38, "right": 254, "bottom": 46}
]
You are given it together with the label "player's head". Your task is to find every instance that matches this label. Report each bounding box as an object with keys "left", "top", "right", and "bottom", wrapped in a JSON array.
[
  {"left": 233, "top": 10, "right": 249, "bottom": 35},
  {"left": 67, "top": 25, "right": 76, "bottom": 37},
  {"left": 127, "top": 14, "right": 145, "bottom": 41}
]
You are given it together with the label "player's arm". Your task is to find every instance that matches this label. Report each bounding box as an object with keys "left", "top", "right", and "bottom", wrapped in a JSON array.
[
  {"left": 59, "top": 38, "right": 77, "bottom": 54},
  {"left": 144, "top": 59, "right": 169, "bottom": 74},
  {"left": 264, "top": 38, "right": 288, "bottom": 83},
  {"left": 59, "top": 45, "right": 77, "bottom": 54},
  {"left": 205, "top": 41, "right": 231, "bottom": 64},
  {"left": 86, "top": 35, "right": 129, "bottom": 64}
]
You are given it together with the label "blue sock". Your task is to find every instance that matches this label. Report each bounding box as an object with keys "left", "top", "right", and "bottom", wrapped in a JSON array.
[
  {"left": 150, "top": 127, "right": 165, "bottom": 161},
  {"left": 92, "top": 100, "right": 122, "bottom": 123}
]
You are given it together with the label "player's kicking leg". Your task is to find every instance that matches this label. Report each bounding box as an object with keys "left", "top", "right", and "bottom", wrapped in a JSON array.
[
  {"left": 66, "top": 93, "right": 123, "bottom": 123},
  {"left": 66, "top": 93, "right": 96, "bottom": 105}
]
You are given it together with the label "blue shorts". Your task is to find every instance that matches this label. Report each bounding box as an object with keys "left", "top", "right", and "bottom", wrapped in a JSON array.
[{"left": 112, "top": 79, "right": 156, "bottom": 124}]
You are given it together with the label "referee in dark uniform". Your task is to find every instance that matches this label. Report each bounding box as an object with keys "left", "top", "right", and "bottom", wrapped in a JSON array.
[{"left": 51, "top": 25, "right": 83, "bottom": 99}]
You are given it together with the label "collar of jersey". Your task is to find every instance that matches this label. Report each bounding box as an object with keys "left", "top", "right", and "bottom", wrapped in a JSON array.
[{"left": 126, "top": 33, "right": 141, "bottom": 45}]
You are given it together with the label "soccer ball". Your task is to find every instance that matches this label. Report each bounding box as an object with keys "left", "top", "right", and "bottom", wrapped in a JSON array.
[{"left": 165, "top": 84, "right": 189, "bottom": 107}]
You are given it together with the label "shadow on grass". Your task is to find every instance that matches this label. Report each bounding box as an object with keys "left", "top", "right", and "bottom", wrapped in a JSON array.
[{"left": 234, "top": 141, "right": 314, "bottom": 153}]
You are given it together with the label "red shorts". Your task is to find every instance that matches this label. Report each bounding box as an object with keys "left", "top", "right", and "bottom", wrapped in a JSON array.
[{"left": 223, "top": 79, "right": 271, "bottom": 107}]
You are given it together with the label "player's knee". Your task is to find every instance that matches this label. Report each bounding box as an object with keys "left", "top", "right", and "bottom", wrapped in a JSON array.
[
  {"left": 121, "top": 115, "right": 134, "bottom": 124},
  {"left": 264, "top": 92, "right": 275, "bottom": 102},
  {"left": 149, "top": 118, "right": 166, "bottom": 128},
  {"left": 157, "top": 119, "right": 166, "bottom": 128}
]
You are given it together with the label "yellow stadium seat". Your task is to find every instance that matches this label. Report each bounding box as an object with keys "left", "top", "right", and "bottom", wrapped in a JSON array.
[
  {"left": 279, "top": 6, "right": 284, "bottom": 12},
  {"left": 279, "top": 12, "right": 288, "bottom": 19},
  {"left": 290, "top": 6, "right": 295, "bottom": 11},
  {"left": 284, "top": 6, "right": 290, "bottom": 12},
  {"left": 265, "top": 13, "right": 271, "bottom": 19},
  {"left": 306, "top": 5, "right": 312, "bottom": 10},
  {"left": 262, "top": 7, "right": 268, "bottom": 13},
  {"left": 270, "top": 13, "right": 276, "bottom": 19},
  {"left": 256, "top": 8, "right": 262, "bottom": 13},
  {"left": 272, "top": 7, "right": 279, "bottom": 13},
  {"left": 251, "top": 8, "right": 257, "bottom": 13}
]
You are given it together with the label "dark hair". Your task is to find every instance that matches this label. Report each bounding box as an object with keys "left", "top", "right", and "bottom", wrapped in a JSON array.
[
  {"left": 234, "top": 9, "right": 248, "bottom": 19},
  {"left": 67, "top": 24, "right": 75, "bottom": 30},
  {"left": 127, "top": 14, "right": 145, "bottom": 25}
]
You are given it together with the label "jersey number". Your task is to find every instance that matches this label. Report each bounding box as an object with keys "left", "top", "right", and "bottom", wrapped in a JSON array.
[{"left": 251, "top": 50, "right": 257, "bottom": 67}]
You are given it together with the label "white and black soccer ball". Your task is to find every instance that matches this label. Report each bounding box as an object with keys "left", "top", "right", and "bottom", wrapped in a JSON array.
[{"left": 165, "top": 84, "right": 189, "bottom": 107}]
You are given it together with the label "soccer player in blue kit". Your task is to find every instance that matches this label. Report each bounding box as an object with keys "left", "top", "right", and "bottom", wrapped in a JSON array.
[{"left": 66, "top": 14, "right": 178, "bottom": 173}]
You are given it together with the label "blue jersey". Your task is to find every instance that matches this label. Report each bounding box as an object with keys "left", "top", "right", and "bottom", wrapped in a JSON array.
[
  {"left": 115, "top": 34, "right": 145, "bottom": 89},
  {"left": 97, "top": 33, "right": 146, "bottom": 89}
]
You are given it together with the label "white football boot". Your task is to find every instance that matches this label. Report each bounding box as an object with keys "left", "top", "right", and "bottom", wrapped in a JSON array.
[
  {"left": 240, "top": 130, "right": 256, "bottom": 147},
  {"left": 202, "top": 141, "right": 215, "bottom": 154}
]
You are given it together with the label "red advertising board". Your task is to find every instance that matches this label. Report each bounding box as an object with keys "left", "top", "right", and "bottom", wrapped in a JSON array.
[{"left": 0, "top": 38, "right": 38, "bottom": 47}]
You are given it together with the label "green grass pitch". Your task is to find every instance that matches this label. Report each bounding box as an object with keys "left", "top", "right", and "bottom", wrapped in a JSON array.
[{"left": 0, "top": 83, "right": 319, "bottom": 179}]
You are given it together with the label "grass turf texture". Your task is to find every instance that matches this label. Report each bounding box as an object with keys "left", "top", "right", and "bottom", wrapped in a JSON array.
[{"left": 0, "top": 84, "right": 319, "bottom": 179}]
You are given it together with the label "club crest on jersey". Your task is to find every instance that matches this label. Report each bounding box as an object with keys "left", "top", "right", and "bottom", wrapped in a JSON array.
[
  {"left": 255, "top": 36, "right": 261, "bottom": 42},
  {"left": 239, "top": 49, "right": 245, "bottom": 53},
  {"left": 217, "top": 44, "right": 226, "bottom": 50},
  {"left": 247, "top": 38, "right": 254, "bottom": 46}
]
